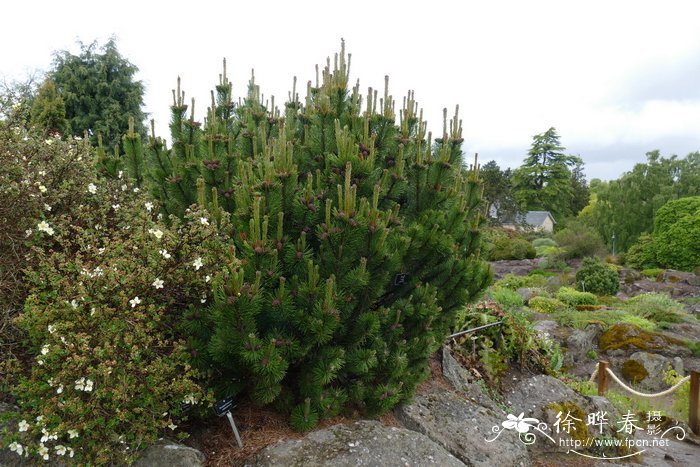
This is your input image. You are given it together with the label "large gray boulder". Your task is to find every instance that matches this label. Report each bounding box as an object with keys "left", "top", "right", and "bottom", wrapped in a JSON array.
[
  {"left": 249, "top": 420, "right": 464, "bottom": 466},
  {"left": 395, "top": 389, "right": 530, "bottom": 466},
  {"left": 563, "top": 324, "right": 602, "bottom": 369},
  {"left": 507, "top": 375, "right": 621, "bottom": 457},
  {"left": 133, "top": 439, "right": 206, "bottom": 467}
]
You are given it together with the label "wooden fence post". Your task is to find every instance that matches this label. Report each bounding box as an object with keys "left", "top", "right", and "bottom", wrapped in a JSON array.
[
  {"left": 690, "top": 371, "right": 700, "bottom": 435},
  {"left": 597, "top": 361, "right": 609, "bottom": 396}
]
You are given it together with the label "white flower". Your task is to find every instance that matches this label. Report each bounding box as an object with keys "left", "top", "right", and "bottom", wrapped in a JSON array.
[
  {"left": 145, "top": 202, "right": 154, "bottom": 212},
  {"left": 193, "top": 257, "right": 203, "bottom": 270},
  {"left": 183, "top": 394, "right": 197, "bottom": 405},
  {"left": 44, "top": 203, "right": 52, "bottom": 211},
  {"left": 35, "top": 415, "right": 44, "bottom": 424},
  {"left": 47, "top": 377, "right": 55, "bottom": 387},
  {"left": 200, "top": 296, "right": 207, "bottom": 304},
  {"left": 37, "top": 220, "right": 55, "bottom": 236},
  {"left": 56, "top": 384, "right": 64, "bottom": 394},
  {"left": 9, "top": 442, "right": 23, "bottom": 456},
  {"left": 41, "top": 344, "right": 50, "bottom": 355},
  {"left": 74, "top": 377, "right": 85, "bottom": 391},
  {"left": 205, "top": 275, "right": 211, "bottom": 283},
  {"left": 37, "top": 359, "right": 44, "bottom": 365},
  {"left": 133, "top": 187, "right": 140, "bottom": 193},
  {"left": 38, "top": 443, "right": 49, "bottom": 460},
  {"left": 129, "top": 296, "right": 142, "bottom": 308},
  {"left": 90, "top": 307, "right": 96, "bottom": 316},
  {"left": 84, "top": 379, "right": 94, "bottom": 392},
  {"left": 118, "top": 170, "right": 123, "bottom": 179},
  {"left": 149, "top": 228, "right": 164, "bottom": 239},
  {"left": 68, "top": 448, "right": 75, "bottom": 458},
  {"left": 48, "top": 324, "right": 56, "bottom": 334},
  {"left": 168, "top": 422, "right": 177, "bottom": 430},
  {"left": 152, "top": 278, "right": 164, "bottom": 289},
  {"left": 71, "top": 299, "right": 78, "bottom": 309},
  {"left": 87, "top": 183, "right": 97, "bottom": 194},
  {"left": 112, "top": 204, "right": 120, "bottom": 210},
  {"left": 55, "top": 445, "right": 67, "bottom": 456},
  {"left": 45, "top": 139, "right": 53, "bottom": 145},
  {"left": 38, "top": 184, "right": 47, "bottom": 193},
  {"left": 200, "top": 217, "right": 209, "bottom": 226},
  {"left": 38, "top": 170, "right": 46, "bottom": 176},
  {"left": 25, "top": 228, "right": 33, "bottom": 237},
  {"left": 18, "top": 419, "right": 29, "bottom": 432},
  {"left": 159, "top": 249, "right": 171, "bottom": 259},
  {"left": 67, "top": 429, "right": 79, "bottom": 439},
  {"left": 97, "top": 247, "right": 105, "bottom": 254}
]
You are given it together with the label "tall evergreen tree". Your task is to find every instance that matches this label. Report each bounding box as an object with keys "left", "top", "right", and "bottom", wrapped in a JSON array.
[
  {"left": 480, "top": 160, "right": 518, "bottom": 222},
  {"left": 569, "top": 159, "right": 590, "bottom": 215},
  {"left": 122, "top": 43, "right": 491, "bottom": 430},
  {"left": 513, "top": 127, "right": 579, "bottom": 219},
  {"left": 30, "top": 80, "right": 69, "bottom": 135},
  {"left": 50, "top": 39, "right": 145, "bottom": 147}
]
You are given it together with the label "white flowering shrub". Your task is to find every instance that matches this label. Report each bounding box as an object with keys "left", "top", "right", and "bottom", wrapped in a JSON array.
[
  {"left": 0, "top": 125, "right": 94, "bottom": 393},
  {"left": 2, "top": 174, "right": 230, "bottom": 464}
]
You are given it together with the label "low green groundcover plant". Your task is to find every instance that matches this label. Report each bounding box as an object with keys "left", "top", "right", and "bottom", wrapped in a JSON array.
[
  {"left": 555, "top": 287, "right": 597, "bottom": 306},
  {"left": 2, "top": 176, "right": 226, "bottom": 464},
  {"left": 528, "top": 296, "right": 568, "bottom": 314},
  {"left": 622, "top": 293, "right": 687, "bottom": 324},
  {"left": 486, "top": 286, "right": 524, "bottom": 308}
]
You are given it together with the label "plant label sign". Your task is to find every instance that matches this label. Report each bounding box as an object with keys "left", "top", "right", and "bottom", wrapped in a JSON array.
[
  {"left": 213, "top": 396, "right": 235, "bottom": 417},
  {"left": 213, "top": 396, "right": 243, "bottom": 447},
  {"left": 394, "top": 273, "right": 409, "bottom": 286}
]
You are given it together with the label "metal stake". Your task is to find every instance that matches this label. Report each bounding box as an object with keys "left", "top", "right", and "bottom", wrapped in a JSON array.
[{"left": 225, "top": 411, "right": 243, "bottom": 447}]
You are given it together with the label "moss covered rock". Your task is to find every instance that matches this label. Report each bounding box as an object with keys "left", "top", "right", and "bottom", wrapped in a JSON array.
[
  {"left": 620, "top": 359, "right": 649, "bottom": 383},
  {"left": 599, "top": 323, "right": 691, "bottom": 357}
]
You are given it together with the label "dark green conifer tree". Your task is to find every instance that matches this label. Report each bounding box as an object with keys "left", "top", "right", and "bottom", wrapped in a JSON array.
[{"left": 123, "top": 42, "right": 491, "bottom": 430}]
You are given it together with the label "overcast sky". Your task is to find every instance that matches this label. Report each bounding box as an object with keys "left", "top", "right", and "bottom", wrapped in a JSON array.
[{"left": 4, "top": 0, "right": 700, "bottom": 180}]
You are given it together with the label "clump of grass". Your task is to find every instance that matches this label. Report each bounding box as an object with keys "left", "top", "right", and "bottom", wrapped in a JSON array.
[{"left": 622, "top": 293, "right": 687, "bottom": 324}]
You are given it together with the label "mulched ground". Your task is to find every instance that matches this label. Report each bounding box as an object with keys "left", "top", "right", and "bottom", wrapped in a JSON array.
[{"left": 184, "top": 352, "right": 449, "bottom": 466}]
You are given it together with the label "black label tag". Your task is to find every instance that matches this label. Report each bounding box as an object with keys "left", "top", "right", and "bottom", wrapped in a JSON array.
[
  {"left": 180, "top": 402, "right": 193, "bottom": 413},
  {"left": 394, "top": 273, "right": 409, "bottom": 286},
  {"left": 213, "top": 396, "right": 235, "bottom": 417}
]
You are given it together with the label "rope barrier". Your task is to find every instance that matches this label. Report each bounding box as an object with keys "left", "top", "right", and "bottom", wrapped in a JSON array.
[
  {"left": 604, "top": 367, "right": 690, "bottom": 398},
  {"left": 587, "top": 362, "right": 690, "bottom": 398},
  {"left": 588, "top": 363, "right": 599, "bottom": 384}
]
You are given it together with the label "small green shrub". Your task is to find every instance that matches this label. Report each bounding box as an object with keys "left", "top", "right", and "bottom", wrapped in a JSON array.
[
  {"left": 3, "top": 182, "right": 226, "bottom": 465},
  {"left": 532, "top": 238, "right": 557, "bottom": 248},
  {"left": 575, "top": 257, "right": 620, "bottom": 295},
  {"left": 623, "top": 293, "right": 687, "bottom": 324},
  {"left": 640, "top": 268, "right": 664, "bottom": 280},
  {"left": 528, "top": 296, "right": 568, "bottom": 313},
  {"left": 556, "top": 287, "right": 597, "bottom": 306},
  {"left": 625, "top": 233, "right": 657, "bottom": 270},
  {"left": 484, "top": 228, "right": 536, "bottom": 260},
  {"left": 553, "top": 225, "right": 606, "bottom": 259},
  {"left": 586, "top": 350, "right": 598, "bottom": 360},
  {"left": 536, "top": 245, "right": 564, "bottom": 257},
  {"left": 495, "top": 273, "right": 548, "bottom": 290},
  {"left": 487, "top": 287, "right": 524, "bottom": 308}
]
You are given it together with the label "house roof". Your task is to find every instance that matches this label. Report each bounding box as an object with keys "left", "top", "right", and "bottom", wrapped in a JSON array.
[{"left": 525, "top": 211, "right": 556, "bottom": 226}]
